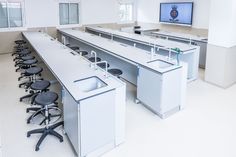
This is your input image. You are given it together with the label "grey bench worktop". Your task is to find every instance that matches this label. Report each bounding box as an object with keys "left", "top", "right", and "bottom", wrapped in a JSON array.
[
  {"left": 86, "top": 26, "right": 198, "bottom": 52},
  {"left": 59, "top": 29, "right": 182, "bottom": 74},
  {"left": 23, "top": 32, "right": 124, "bottom": 101},
  {"left": 151, "top": 30, "right": 208, "bottom": 43}
]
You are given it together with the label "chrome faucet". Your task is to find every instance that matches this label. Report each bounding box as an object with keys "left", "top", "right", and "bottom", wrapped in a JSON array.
[
  {"left": 95, "top": 61, "right": 109, "bottom": 78},
  {"left": 90, "top": 51, "right": 97, "bottom": 68},
  {"left": 168, "top": 48, "right": 172, "bottom": 61},
  {"left": 151, "top": 48, "right": 154, "bottom": 60},
  {"left": 111, "top": 33, "right": 113, "bottom": 41},
  {"left": 189, "top": 37, "right": 192, "bottom": 45},
  {"left": 169, "top": 48, "right": 181, "bottom": 65},
  {"left": 156, "top": 46, "right": 160, "bottom": 55}
]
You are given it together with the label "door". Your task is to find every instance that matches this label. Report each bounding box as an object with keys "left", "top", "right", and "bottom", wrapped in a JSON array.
[
  {"left": 137, "top": 66, "right": 162, "bottom": 112},
  {"left": 80, "top": 90, "right": 116, "bottom": 156}
]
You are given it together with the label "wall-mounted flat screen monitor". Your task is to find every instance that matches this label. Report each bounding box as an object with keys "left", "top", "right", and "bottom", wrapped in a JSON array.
[{"left": 159, "top": 2, "right": 194, "bottom": 26}]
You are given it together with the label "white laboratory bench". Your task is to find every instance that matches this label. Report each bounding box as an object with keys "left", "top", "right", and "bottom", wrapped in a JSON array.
[
  {"left": 85, "top": 26, "right": 200, "bottom": 81},
  {"left": 150, "top": 30, "right": 208, "bottom": 68},
  {"left": 151, "top": 30, "right": 208, "bottom": 42},
  {"left": 22, "top": 32, "right": 126, "bottom": 157},
  {"left": 58, "top": 29, "right": 188, "bottom": 118},
  {"left": 121, "top": 26, "right": 159, "bottom": 35}
]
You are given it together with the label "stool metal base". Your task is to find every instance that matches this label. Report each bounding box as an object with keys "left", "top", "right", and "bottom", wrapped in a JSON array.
[{"left": 27, "top": 121, "right": 64, "bottom": 151}]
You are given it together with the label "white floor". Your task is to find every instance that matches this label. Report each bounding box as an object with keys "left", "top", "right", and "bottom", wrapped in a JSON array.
[{"left": 0, "top": 53, "right": 236, "bottom": 157}]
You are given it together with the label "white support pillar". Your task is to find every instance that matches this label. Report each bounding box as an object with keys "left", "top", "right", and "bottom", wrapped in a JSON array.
[{"left": 205, "top": 0, "right": 236, "bottom": 88}]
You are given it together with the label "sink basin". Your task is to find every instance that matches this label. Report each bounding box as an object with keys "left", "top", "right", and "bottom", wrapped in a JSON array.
[
  {"left": 74, "top": 76, "right": 107, "bottom": 93},
  {"left": 147, "top": 59, "right": 174, "bottom": 69}
]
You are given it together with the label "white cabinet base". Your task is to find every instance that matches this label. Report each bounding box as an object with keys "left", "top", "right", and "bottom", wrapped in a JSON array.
[
  {"left": 137, "top": 66, "right": 185, "bottom": 119},
  {"left": 63, "top": 84, "right": 126, "bottom": 157}
]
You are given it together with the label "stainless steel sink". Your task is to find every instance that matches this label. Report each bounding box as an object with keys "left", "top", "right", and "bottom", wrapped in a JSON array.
[
  {"left": 147, "top": 59, "right": 174, "bottom": 69},
  {"left": 74, "top": 76, "right": 107, "bottom": 93}
]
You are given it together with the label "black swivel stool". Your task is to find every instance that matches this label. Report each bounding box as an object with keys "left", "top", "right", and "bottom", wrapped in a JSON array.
[
  {"left": 88, "top": 57, "right": 101, "bottom": 63},
  {"left": 68, "top": 45, "right": 89, "bottom": 56},
  {"left": 13, "top": 50, "right": 31, "bottom": 62},
  {"left": 27, "top": 91, "right": 63, "bottom": 151},
  {"left": 108, "top": 69, "right": 123, "bottom": 78},
  {"left": 19, "top": 66, "right": 42, "bottom": 82},
  {"left": 20, "top": 80, "right": 51, "bottom": 124},
  {"left": 20, "top": 80, "right": 50, "bottom": 103},
  {"left": 13, "top": 46, "right": 29, "bottom": 56},
  {"left": 69, "top": 46, "right": 89, "bottom": 56},
  {"left": 15, "top": 46, "right": 29, "bottom": 52},
  {"left": 15, "top": 55, "right": 35, "bottom": 67},
  {"left": 19, "top": 67, "right": 43, "bottom": 89},
  {"left": 15, "top": 40, "right": 26, "bottom": 45},
  {"left": 21, "top": 80, "right": 53, "bottom": 124},
  {"left": 14, "top": 40, "right": 27, "bottom": 51},
  {"left": 16, "top": 58, "right": 38, "bottom": 72},
  {"left": 21, "top": 55, "right": 35, "bottom": 61},
  {"left": 76, "top": 50, "right": 89, "bottom": 56},
  {"left": 69, "top": 46, "right": 80, "bottom": 51},
  {"left": 97, "top": 62, "right": 110, "bottom": 69}
]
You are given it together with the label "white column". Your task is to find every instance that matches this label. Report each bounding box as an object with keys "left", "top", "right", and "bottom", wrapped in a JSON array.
[{"left": 205, "top": 0, "right": 236, "bottom": 88}]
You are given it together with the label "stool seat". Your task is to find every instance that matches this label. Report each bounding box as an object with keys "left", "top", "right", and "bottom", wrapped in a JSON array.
[
  {"left": 35, "top": 91, "right": 58, "bottom": 106},
  {"left": 31, "top": 80, "right": 50, "bottom": 90},
  {"left": 25, "top": 67, "right": 43, "bottom": 75},
  {"left": 15, "top": 40, "right": 26, "bottom": 45},
  {"left": 108, "top": 69, "right": 123, "bottom": 77},
  {"left": 76, "top": 50, "right": 88, "bottom": 56},
  {"left": 16, "top": 47, "right": 28, "bottom": 51},
  {"left": 19, "top": 50, "right": 31, "bottom": 55},
  {"left": 70, "top": 46, "right": 80, "bottom": 51},
  {"left": 23, "top": 59, "right": 38, "bottom": 65},
  {"left": 97, "top": 63, "right": 110, "bottom": 69},
  {"left": 88, "top": 57, "right": 101, "bottom": 63},
  {"left": 21, "top": 55, "right": 35, "bottom": 61}
]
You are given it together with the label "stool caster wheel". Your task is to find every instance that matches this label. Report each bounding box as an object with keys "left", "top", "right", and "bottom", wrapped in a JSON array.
[
  {"left": 27, "top": 120, "right": 30, "bottom": 124},
  {"left": 19, "top": 98, "right": 23, "bottom": 102},
  {"left": 60, "top": 139, "right": 63, "bottom": 142},
  {"left": 35, "top": 147, "right": 39, "bottom": 151},
  {"left": 27, "top": 133, "right": 31, "bottom": 137}
]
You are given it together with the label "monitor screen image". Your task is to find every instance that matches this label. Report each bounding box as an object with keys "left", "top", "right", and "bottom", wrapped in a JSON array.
[{"left": 159, "top": 2, "right": 193, "bottom": 26}]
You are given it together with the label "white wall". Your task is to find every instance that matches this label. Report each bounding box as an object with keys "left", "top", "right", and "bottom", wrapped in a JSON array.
[
  {"left": 81, "top": 0, "right": 119, "bottom": 24},
  {"left": 208, "top": 0, "right": 236, "bottom": 47},
  {"left": 137, "top": 0, "right": 211, "bottom": 29},
  {"left": 205, "top": 0, "right": 236, "bottom": 88},
  {"left": 25, "top": 0, "right": 59, "bottom": 27},
  {"left": 23, "top": 0, "right": 122, "bottom": 28}
]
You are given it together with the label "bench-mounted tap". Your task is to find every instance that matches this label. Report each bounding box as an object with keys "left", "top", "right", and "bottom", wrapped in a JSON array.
[
  {"left": 90, "top": 51, "right": 97, "bottom": 68},
  {"left": 95, "top": 61, "right": 109, "bottom": 78},
  {"left": 171, "top": 48, "right": 182, "bottom": 65}
]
